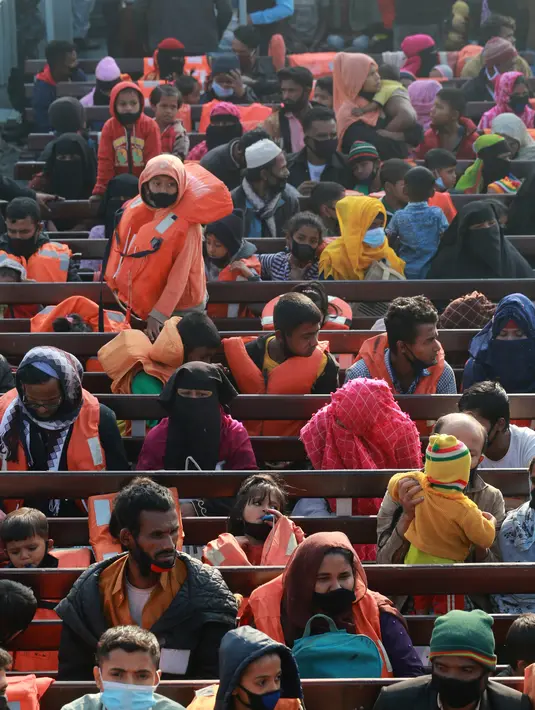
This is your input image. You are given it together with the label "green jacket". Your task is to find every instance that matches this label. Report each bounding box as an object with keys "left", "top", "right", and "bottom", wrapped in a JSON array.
[{"left": 61, "top": 692, "right": 186, "bottom": 710}]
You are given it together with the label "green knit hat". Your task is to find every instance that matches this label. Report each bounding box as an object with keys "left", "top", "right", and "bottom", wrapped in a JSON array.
[
  {"left": 348, "top": 140, "right": 379, "bottom": 164},
  {"left": 429, "top": 610, "right": 497, "bottom": 670}
]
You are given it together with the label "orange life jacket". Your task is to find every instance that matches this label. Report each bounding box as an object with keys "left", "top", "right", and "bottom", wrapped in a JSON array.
[
  {"left": 0, "top": 389, "right": 105, "bottom": 472},
  {"left": 262, "top": 295, "right": 351, "bottom": 331},
  {"left": 288, "top": 53, "right": 335, "bottom": 78},
  {"left": 143, "top": 55, "right": 211, "bottom": 87},
  {"left": 203, "top": 516, "right": 304, "bottom": 567},
  {"left": 222, "top": 337, "right": 329, "bottom": 436},
  {"left": 244, "top": 575, "right": 393, "bottom": 678},
  {"left": 0, "top": 242, "right": 71, "bottom": 282},
  {"left": 187, "top": 685, "right": 301, "bottom": 710},
  {"left": 198, "top": 101, "right": 273, "bottom": 133},
  {"left": 207, "top": 256, "right": 261, "bottom": 319},
  {"left": 88, "top": 488, "right": 183, "bottom": 562},
  {"left": 6, "top": 675, "right": 54, "bottom": 710},
  {"left": 30, "top": 295, "right": 129, "bottom": 333}
]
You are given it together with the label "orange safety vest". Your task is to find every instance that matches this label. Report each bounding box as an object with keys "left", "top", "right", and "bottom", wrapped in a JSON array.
[
  {"left": 188, "top": 685, "right": 301, "bottom": 710},
  {"left": 288, "top": 53, "right": 335, "bottom": 78},
  {"left": 207, "top": 256, "right": 261, "bottom": 319},
  {"left": 30, "top": 295, "right": 129, "bottom": 333},
  {"left": 198, "top": 101, "right": 273, "bottom": 133},
  {"left": 203, "top": 515, "right": 304, "bottom": 567},
  {"left": 261, "top": 295, "right": 351, "bottom": 331},
  {"left": 0, "top": 242, "right": 71, "bottom": 282},
  {"left": 88, "top": 488, "right": 183, "bottom": 562},
  {"left": 0, "top": 389, "right": 106, "bottom": 472},
  {"left": 6, "top": 675, "right": 54, "bottom": 710},
  {"left": 137, "top": 81, "right": 193, "bottom": 132},
  {"left": 143, "top": 55, "right": 211, "bottom": 87},
  {"left": 223, "top": 337, "right": 329, "bottom": 436},
  {"left": 244, "top": 575, "right": 393, "bottom": 678}
]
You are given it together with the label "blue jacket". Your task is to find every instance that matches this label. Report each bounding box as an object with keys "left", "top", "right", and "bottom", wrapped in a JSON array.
[{"left": 32, "top": 66, "right": 87, "bottom": 132}]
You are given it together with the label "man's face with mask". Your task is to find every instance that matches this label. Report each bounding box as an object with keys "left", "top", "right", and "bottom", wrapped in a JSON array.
[
  {"left": 432, "top": 656, "right": 489, "bottom": 709},
  {"left": 123, "top": 509, "right": 180, "bottom": 578},
  {"left": 281, "top": 79, "right": 309, "bottom": 113},
  {"left": 305, "top": 118, "right": 338, "bottom": 163},
  {"left": 398, "top": 323, "right": 441, "bottom": 371},
  {"left": 7, "top": 216, "right": 39, "bottom": 257}
]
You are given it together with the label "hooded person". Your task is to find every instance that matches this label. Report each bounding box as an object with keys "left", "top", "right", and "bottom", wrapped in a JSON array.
[
  {"left": 31, "top": 133, "right": 97, "bottom": 200},
  {"left": 491, "top": 113, "right": 535, "bottom": 160},
  {"left": 297, "top": 378, "right": 422, "bottom": 562},
  {"left": 201, "top": 54, "right": 258, "bottom": 105},
  {"left": 187, "top": 103, "right": 244, "bottom": 162},
  {"left": 47, "top": 96, "right": 86, "bottom": 135},
  {"left": 427, "top": 201, "right": 533, "bottom": 281},
  {"left": 463, "top": 294, "right": 535, "bottom": 394},
  {"left": 401, "top": 35, "right": 440, "bottom": 78},
  {"left": 456, "top": 134, "right": 521, "bottom": 194},
  {"left": 241, "top": 532, "right": 424, "bottom": 678},
  {"left": 81, "top": 56, "right": 122, "bottom": 108},
  {"left": 188, "top": 626, "right": 303, "bottom": 710},
  {"left": 407, "top": 80, "right": 442, "bottom": 132},
  {"left": 105, "top": 154, "right": 233, "bottom": 339},
  {"left": 92, "top": 80, "right": 162, "bottom": 197},
  {"left": 318, "top": 196, "right": 405, "bottom": 281},
  {"left": 479, "top": 72, "right": 535, "bottom": 130},
  {"left": 143, "top": 38, "right": 186, "bottom": 81}
]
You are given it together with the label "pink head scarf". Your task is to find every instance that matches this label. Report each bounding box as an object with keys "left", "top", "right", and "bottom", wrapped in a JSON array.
[
  {"left": 401, "top": 34, "right": 437, "bottom": 76},
  {"left": 333, "top": 52, "right": 381, "bottom": 147},
  {"left": 408, "top": 79, "right": 442, "bottom": 131},
  {"left": 478, "top": 72, "right": 535, "bottom": 130},
  {"left": 210, "top": 102, "right": 242, "bottom": 120}
]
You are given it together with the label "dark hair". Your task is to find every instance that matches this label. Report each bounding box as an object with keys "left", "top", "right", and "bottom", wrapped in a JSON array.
[
  {"left": 0, "top": 648, "right": 12, "bottom": 672},
  {"left": 405, "top": 166, "right": 436, "bottom": 202},
  {"left": 233, "top": 25, "right": 260, "bottom": 49},
  {"left": 424, "top": 148, "right": 457, "bottom": 171},
  {"left": 302, "top": 106, "right": 336, "bottom": 132},
  {"left": 309, "top": 181, "right": 345, "bottom": 214},
  {"left": 458, "top": 381, "right": 510, "bottom": 429},
  {"left": 175, "top": 75, "right": 200, "bottom": 97},
  {"left": 505, "top": 614, "right": 535, "bottom": 669},
  {"left": 0, "top": 580, "right": 37, "bottom": 645},
  {"left": 177, "top": 312, "right": 221, "bottom": 358},
  {"left": 529, "top": 457, "right": 535, "bottom": 475},
  {"left": 96, "top": 626, "right": 161, "bottom": 667},
  {"left": 273, "top": 292, "right": 322, "bottom": 335},
  {"left": 436, "top": 88, "right": 467, "bottom": 117},
  {"left": 385, "top": 296, "right": 438, "bottom": 353},
  {"left": 323, "top": 546, "right": 355, "bottom": 571},
  {"left": 379, "top": 64, "right": 401, "bottom": 81},
  {"left": 17, "top": 364, "right": 54, "bottom": 386},
  {"left": 480, "top": 13, "right": 516, "bottom": 45},
  {"left": 238, "top": 127, "right": 270, "bottom": 154},
  {"left": 52, "top": 314, "right": 93, "bottom": 333},
  {"left": 0, "top": 266, "right": 21, "bottom": 281},
  {"left": 278, "top": 66, "right": 314, "bottom": 90},
  {"left": 45, "top": 40, "right": 76, "bottom": 68},
  {"left": 291, "top": 282, "right": 329, "bottom": 325},
  {"left": 227, "top": 474, "right": 288, "bottom": 536},
  {"left": 150, "top": 83, "right": 182, "bottom": 107},
  {"left": 6, "top": 197, "right": 40, "bottom": 224},
  {"left": 315, "top": 76, "right": 333, "bottom": 96},
  {"left": 0, "top": 507, "right": 49, "bottom": 544},
  {"left": 112, "top": 476, "right": 176, "bottom": 538},
  {"left": 380, "top": 159, "right": 411, "bottom": 188},
  {"left": 285, "top": 211, "right": 325, "bottom": 242}
]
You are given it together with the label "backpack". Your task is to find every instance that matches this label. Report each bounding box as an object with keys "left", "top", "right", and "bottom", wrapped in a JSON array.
[{"left": 291, "top": 614, "right": 383, "bottom": 679}]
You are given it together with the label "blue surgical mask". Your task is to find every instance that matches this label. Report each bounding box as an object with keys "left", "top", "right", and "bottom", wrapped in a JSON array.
[
  {"left": 212, "top": 80, "right": 234, "bottom": 98},
  {"left": 435, "top": 176, "right": 445, "bottom": 190},
  {"left": 100, "top": 678, "right": 158, "bottom": 710},
  {"left": 363, "top": 227, "right": 386, "bottom": 247}
]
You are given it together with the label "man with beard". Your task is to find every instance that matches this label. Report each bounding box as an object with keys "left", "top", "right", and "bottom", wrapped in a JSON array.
[
  {"left": 56, "top": 477, "right": 238, "bottom": 680},
  {"left": 263, "top": 67, "right": 314, "bottom": 154}
]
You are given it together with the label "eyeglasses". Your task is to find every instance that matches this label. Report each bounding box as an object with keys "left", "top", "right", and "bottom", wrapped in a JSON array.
[{"left": 22, "top": 395, "right": 63, "bottom": 411}]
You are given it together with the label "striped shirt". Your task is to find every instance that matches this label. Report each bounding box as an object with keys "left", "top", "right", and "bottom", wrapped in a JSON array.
[{"left": 259, "top": 252, "right": 319, "bottom": 281}]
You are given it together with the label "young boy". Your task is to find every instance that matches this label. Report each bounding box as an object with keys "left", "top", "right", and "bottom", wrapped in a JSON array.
[
  {"left": 424, "top": 148, "right": 458, "bottom": 192},
  {"left": 60, "top": 626, "right": 186, "bottom": 710},
  {"left": 415, "top": 87, "right": 478, "bottom": 160},
  {"left": 176, "top": 75, "right": 202, "bottom": 106},
  {"left": 313, "top": 76, "right": 333, "bottom": 109},
  {"left": 348, "top": 141, "right": 381, "bottom": 194},
  {"left": 0, "top": 508, "right": 56, "bottom": 568},
  {"left": 387, "top": 166, "right": 449, "bottom": 279},
  {"left": 150, "top": 84, "right": 189, "bottom": 160},
  {"left": 500, "top": 614, "right": 535, "bottom": 677},
  {"left": 92, "top": 81, "right": 162, "bottom": 198},
  {"left": 379, "top": 159, "right": 410, "bottom": 224}
]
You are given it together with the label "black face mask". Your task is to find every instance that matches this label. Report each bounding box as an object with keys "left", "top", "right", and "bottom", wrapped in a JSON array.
[
  {"left": 8, "top": 235, "right": 38, "bottom": 259},
  {"left": 312, "top": 588, "right": 356, "bottom": 617},
  {"left": 509, "top": 94, "right": 530, "bottom": 115},
  {"left": 307, "top": 137, "right": 338, "bottom": 161},
  {"left": 206, "top": 123, "right": 243, "bottom": 152},
  {"left": 150, "top": 191, "right": 177, "bottom": 209},
  {"left": 291, "top": 239, "right": 316, "bottom": 264},
  {"left": 404, "top": 345, "right": 434, "bottom": 376},
  {"left": 158, "top": 54, "right": 185, "bottom": 80},
  {"left": 431, "top": 672, "right": 485, "bottom": 709},
  {"left": 117, "top": 109, "right": 142, "bottom": 127},
  {"left": 243, "top": 520, "right": 272, "bottom": 541}
]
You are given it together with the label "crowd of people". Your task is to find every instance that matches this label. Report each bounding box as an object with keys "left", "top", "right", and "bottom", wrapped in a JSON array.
[{"left": 2, "top": 0, "right": 535, "bottom": 708}]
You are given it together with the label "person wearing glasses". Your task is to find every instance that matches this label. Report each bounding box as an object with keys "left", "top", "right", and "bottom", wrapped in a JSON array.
[{"left": 0, "top": 346, "right": 128, "bottom": 516}]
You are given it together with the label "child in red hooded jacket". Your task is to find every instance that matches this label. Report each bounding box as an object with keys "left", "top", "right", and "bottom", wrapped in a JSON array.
[{"left": 92, "top": 81, "right": 162, "bottom": 197}]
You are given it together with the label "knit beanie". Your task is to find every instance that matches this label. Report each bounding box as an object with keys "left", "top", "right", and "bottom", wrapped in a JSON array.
[
  {"left": 482, "top": 37, "right": 517, "bottom": 68},
  {"left": 424, "top": 434, "right": 471, "bottom": 488},
  {"left": 429, "top": 610, "right": 497, "bottom": 670},
  {"left": 96, "top": 56, "right": 121, "bottom": 82},
  {"left": 48, "top": 97, "right": 85, "bottom": 134},
  {"left": 348, "top": 141, "right": 379, "bottom": 164}
]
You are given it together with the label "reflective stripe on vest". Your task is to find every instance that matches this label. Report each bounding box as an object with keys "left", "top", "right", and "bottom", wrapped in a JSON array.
[{"left": 38, "top": 248, "right": 69, "bottom": 272}]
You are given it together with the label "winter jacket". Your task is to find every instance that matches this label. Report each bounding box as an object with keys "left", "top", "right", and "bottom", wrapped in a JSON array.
[
  {"left": 231, "top": 183, "right": 301, "bottom": 240},
  {"left": 287, "top": 148, "right": 354, "bottom": 189},
  {"left": 414, "top": 117, "right": 478, "bottom": 160},
  {"left": 200, "top": 141, "right": 243, "bottom": 192},
  {"left": 0, "top": 176, "right": 36, "bottom": 203},
  {"left": 93, "top": 81, "right": 162, "bottom": 196},
  {"left": 0, "top": 231, "right": 80, "bottom": 283},
  {"left": 32, "top": 64, "right": 87, "bottom": 132},
  {"left": 61, "top": 693, "right": 186, "bottom": 710},
  {"left": 55, "top": 553, "right": 238, "bottom": 680}
]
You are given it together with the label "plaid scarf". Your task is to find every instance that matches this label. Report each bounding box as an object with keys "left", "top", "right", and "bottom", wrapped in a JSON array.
[
  {"left": 241, "top": 178, "right": 281, "bottom": 239},
  {"left": 0, "top": 347, "right": 84, "bottom": 472}
]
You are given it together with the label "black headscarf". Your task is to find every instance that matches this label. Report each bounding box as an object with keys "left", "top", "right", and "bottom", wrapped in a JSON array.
[
  {"left": 428, "top": 200, "right": 533, "bottom": 280},
  {"left": 478, "top": 141, "right": 512, "bottom": 189},
  {"left": 94, "top": 78, "right": 121, "bottom": 106},
  {"left": 159, "top": 362, "right": 238, "bottom": 471},
  {"left": 98, "top": 174, "right": 140, "bottom": 240},
  {"left": 44, "top": 133, "right": 97, "bottom": 199}
]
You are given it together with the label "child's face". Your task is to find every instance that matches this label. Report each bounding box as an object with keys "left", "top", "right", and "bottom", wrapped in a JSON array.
[
  {"left": 205, "top": 233, "right": 229, "bottom": 260},
  {"left": 95, "top": 649, "right": 160, "bottom": 688},
  {"left": 430, "top": 98, "right": 454, "bottom": 127},
  {"left": 147, "top": 175, "right": 178, "bottom": 195},
  {"left": 234, "top": 654, "right": 281, "bottom": 702},
  {"left": 352, "top": 160, "right": 376, "bottom": 183},
  {"left": 314, "top": 87, "right": 333, "bottom": 109},
  {"left": 436, "top": 166, "right": 457, "bottom": 190},
  {"left": 243, "top": 492, "right": 282, "bottom": 524},
  {"left": 153, "top": 96, "right": 179, "bottom": 125},
  {"left": 6, "top": 535, "right": 48, "bottom": 568},
  {"left": 116, "top": 90, "right": 141, "bottom": 115},
  {"left": 184, "top": 84, "right": 201, "bottom": 105},
  {"left": 386, "top": 178, "right": 409, "bottom": 205}
]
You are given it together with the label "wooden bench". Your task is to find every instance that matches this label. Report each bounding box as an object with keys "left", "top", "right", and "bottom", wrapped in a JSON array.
[{"left": 25, "top": 130, "right": 207, "bottom": 155}]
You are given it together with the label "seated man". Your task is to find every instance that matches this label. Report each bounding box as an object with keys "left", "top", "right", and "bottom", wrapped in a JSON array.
[
  {"left": 201, "top": 128, "right": 270, "bottom": 193},
  {"left": 263, "top": 67, "right": 314, "bottom": 154},
  {"left": 56, "top": 477, "right": 238, "bottom": 680},
  {"left": 223, "top": 292, "right": 339, "bottom": 436},
  {"left": 346, "top": 296, "right": 457, "bottom": 394},
  {"left": 373, "top": 610, "right": 529, "bottom": 710},
  {"left": 201, "top": 54, "right": 257, "bottom": 105},
  {"left": 60, "top": 626, "right": 186, "bottom": 710},
  {"left": 0, "top": 580, "right": 37, "bottom": 647}
]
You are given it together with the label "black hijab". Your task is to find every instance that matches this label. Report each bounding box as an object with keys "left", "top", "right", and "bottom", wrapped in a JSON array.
[
  {"left": 159, "top": 362, "right": 238, "bottom": 471},
  {"left": 44, "top": 133, "right": 97, "bottom": 199},
  {"left": 428, "top": 200, "right": 533, "bottom": 280},
  {"left": 98, "top": 174, "right": 140, "bottom": 240}
]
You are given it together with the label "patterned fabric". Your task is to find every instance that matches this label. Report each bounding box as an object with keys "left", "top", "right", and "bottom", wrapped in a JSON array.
[
  {"left": 259, "top": 251, "right": 319, "bottom": 281},
  {"left": 241, "top": 179, "right": 282, "bottom": 238},
  {"left": 439, "top": 292, "right": 496, "bottom": 329}
]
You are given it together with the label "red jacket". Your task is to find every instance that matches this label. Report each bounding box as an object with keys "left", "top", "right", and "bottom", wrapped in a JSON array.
[
  {"left": 93, "top": 81, "right": 162, "bottom": 195},
  {"left": 414, "top": 117, "right": 479, "bottom": 160}
]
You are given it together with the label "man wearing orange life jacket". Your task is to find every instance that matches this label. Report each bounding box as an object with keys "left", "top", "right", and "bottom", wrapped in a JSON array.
[
  {"left": 345, "top": 295, "right": 457, "bottom": 396},
  {"left": 224, "top": 292, "right": 339, "bottom": 437},
  {"left": 105, "top": 154, "right": 233, "bottom": 341}
]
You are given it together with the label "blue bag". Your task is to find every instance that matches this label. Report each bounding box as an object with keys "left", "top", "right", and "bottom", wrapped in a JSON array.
[{"left": 292, "top": 614, "right": 383, "bottom": 679}]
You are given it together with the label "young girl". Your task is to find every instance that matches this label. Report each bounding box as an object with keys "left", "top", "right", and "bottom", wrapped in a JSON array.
[
  {"left": 258, "top": 212, "right": 324, "bottom": 282},
  {"left": 203, "top": 473, "right": 305, "bottom": 567}
]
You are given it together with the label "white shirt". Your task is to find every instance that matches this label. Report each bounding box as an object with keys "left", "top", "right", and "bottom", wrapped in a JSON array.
[
  {"left": 307, "top": 161, "right": 326, "bottom": 182},
  {"left": 480, "top": 425, "right": 535, "bottom": 469},
  {"left": 126, "top": 580, "right": 155, "bottom": 625}
]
